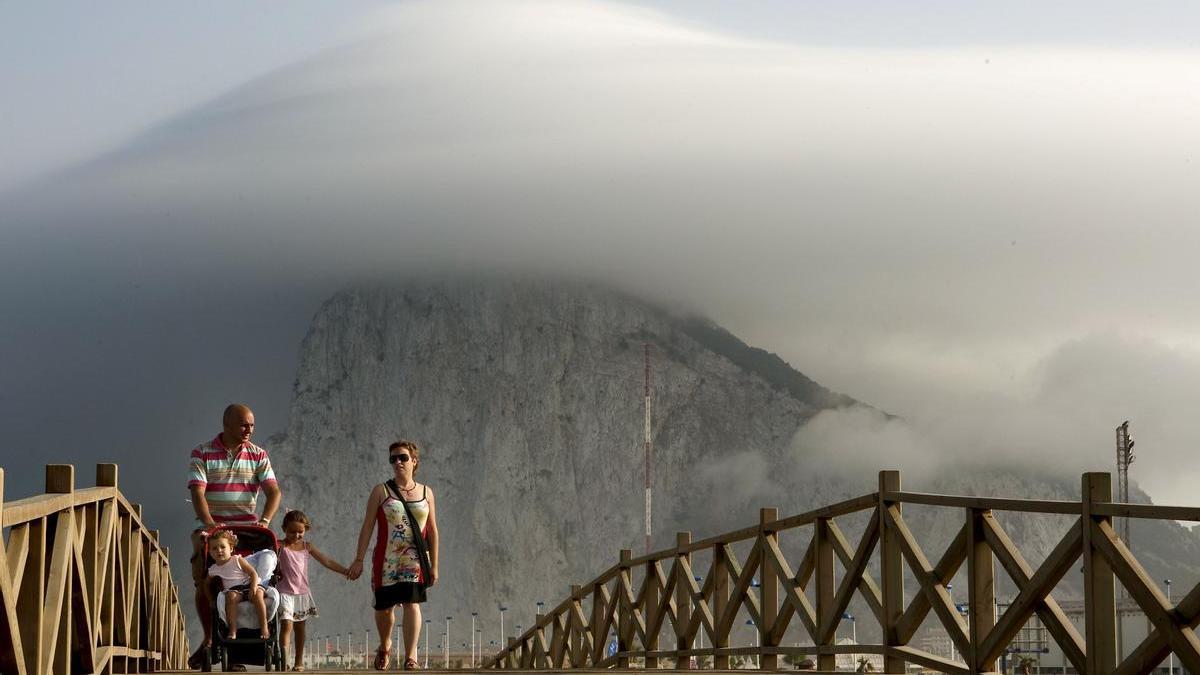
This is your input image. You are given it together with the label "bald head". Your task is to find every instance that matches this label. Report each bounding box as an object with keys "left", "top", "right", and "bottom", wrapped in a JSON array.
[
  {"left": 223, "top": 403, "right": 252, "bottom": 424},
  {"left": 221, "top": 404, "right": 255, "bottom": 448}
]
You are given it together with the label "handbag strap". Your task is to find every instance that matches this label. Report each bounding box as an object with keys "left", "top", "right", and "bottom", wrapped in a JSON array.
[{"left": 384, "top": 479, "right": 407, "bottom": 501}]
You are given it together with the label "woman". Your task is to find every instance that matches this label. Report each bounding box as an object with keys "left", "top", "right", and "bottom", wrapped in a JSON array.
[{"left": 348, "top": 440, "right": 440, "bottom": 671}]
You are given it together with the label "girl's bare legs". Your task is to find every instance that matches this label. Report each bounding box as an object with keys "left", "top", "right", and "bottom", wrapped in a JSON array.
[
  {"left": 225, "top": 592, "right": 241, "bottom": 639},
  {"left": 293, "top": 620, "right": 308, "bottom": 669},
  {"left": 402, "top": 603, "right": 422, "bottom": 663},
  {"left": 280, "top": 619, "right": 294, "bottom": 664},
  {"left": 250, "top": 587, "right": 270, "bottom": 638},
  {"left": 375, "top": 606, "right": 395, "bottom": 655}
]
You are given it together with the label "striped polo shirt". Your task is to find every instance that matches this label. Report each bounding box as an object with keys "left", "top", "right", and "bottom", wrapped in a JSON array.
[{"left": 187, "top": 435, "right": 277, "bottom": 528}]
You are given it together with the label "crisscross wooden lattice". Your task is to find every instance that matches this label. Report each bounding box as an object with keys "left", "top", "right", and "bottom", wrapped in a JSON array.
[
  {"left": 1, "top": 464, "right": 189, "bottom": 674},
  {"left": 484, "top": 471, "right": 1200, "bottom": 674}
]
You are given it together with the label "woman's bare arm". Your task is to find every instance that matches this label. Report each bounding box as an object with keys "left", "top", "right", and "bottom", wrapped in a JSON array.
[
  {"left": 347, "top": 484, "right": 385, "bottom": 581},
  {"left": 424, "top": 486, "right": 439, "bottom": 584}
]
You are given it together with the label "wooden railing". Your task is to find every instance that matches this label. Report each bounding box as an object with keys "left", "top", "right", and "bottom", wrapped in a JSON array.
[
  {"left": 484, "top": 471, "right": 1200, "bottom": 674},
  {"left": 1, "top": 464, "right": 190, "bottom": 674}
]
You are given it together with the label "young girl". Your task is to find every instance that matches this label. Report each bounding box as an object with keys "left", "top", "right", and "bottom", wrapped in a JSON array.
[
  {"left": 277, "top": 510, "right": 351, "bottom": 672},
  {"left": 207, "top": 529, "right": 270, "bottom": 640}
]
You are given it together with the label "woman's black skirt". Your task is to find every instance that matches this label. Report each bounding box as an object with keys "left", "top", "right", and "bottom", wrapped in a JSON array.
[{"left": 373, "top": 581, "right": 427, "bottom": 609}]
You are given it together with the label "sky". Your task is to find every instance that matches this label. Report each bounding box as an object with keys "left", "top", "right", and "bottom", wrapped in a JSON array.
[{"left": 3, "top": 0, "right": 1200, "bottom": 525}]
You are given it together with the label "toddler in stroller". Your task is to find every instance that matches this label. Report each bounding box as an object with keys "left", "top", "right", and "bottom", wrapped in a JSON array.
[{"left": 202, "top": 525, "right": 285, "bottom": 671}]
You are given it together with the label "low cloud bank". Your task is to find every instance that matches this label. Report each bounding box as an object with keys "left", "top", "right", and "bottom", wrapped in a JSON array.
[{"left": 791, "top": 332, "right": 1200, "bottom": 506}]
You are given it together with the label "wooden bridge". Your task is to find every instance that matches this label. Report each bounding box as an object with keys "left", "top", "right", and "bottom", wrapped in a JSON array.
[
  {"left": 0, "top": 464, "right": 189, "bottom": 674},
  {"left": 4, "top": 465, "right": 1199, "bottom": 674},
  {"left": 483, "top": 471, "right": 1200, "bottom": 675}
]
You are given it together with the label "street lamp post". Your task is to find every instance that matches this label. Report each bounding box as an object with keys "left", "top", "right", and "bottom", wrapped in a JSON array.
[
  {"left": 446, "top": 616, "right": 453, "bottom": 669},
  {"left": 425, "top": 619, "right": 432, "bottom": 669},
  {"left": 745, "top": 619, "right": 759, "bottom": 668},
  {"left": 500, "top": 606, "right": 508, "bottom": 647},
  {"left": 749, "top": 579, "right": 761, "bottom": 668},
  {"left": 844, "top": 612, "right": 857, "bottom": 671},
  {"left": 1166, "top": 579, "right": 1174, "bottom": 675},
  {"left": 471, "top": 612, "right": 478, "bottom": 667},
  {"left": 947, "top": 584, "right": 957, "bottom": 663}
]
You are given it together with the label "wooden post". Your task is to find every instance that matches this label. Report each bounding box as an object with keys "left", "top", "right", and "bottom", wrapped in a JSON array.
[
  {"left": 760, "top": 508, "right": 779, "bottom": 670},
  {"left": 880, "top": 470, "right": 905, "bottom": 674},
  {"left": 816, "top": 516, "right": 836, "bottom": 671},
  {"left": 967, "top": 508, "right": 995, "bottom": 673},
  {"left": 644, "top": 556, "right": 660, "bottom": 669},
  {"left": 618, "top": 549, "right": 632, "bottom": 669},
  {"left": 1083, "top": 472, "right": 1117, "bottom": 675},
  {"left": 676, "top": 532, "right": 692, "bottom": 669},
  {"left": 45, "top": 466, "right": 74, "bottom": 675},
  {"left": 713, "top": 543, "right": 730, "bottom": 670},
  {"left": 96, "top": 464, "right": 118, "bottom": 488},
  {"left": 46, "top": 464, "right": 74, "bottom": 494},
  {"left": 0, "top": 469, "right": 8, "bottom": 672}
]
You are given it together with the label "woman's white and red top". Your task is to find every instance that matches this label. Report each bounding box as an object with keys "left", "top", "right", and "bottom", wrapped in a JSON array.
[{"left": 371, "top": 486, "right": 430, "bottom": 589}]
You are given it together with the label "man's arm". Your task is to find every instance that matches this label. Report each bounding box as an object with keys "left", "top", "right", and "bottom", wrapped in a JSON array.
[
  {"left": 188, "top": 448, "right": 215, "bottom": 527},
  {"left": 258, "top": 481, "right": 281, "bottom": 526},
  {"left": 190, "top": 485, "right": 216, "bottom": 528}
]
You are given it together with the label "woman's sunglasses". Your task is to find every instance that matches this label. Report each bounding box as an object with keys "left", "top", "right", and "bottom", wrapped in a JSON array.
[{"left": 389, "top": 454, "right": 412, "bottom": 464}]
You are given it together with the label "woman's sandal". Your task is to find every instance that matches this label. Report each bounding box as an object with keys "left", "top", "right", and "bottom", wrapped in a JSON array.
[
  {"left": 373, "top": 647, "right": 391, "bottom": 671},
  {"left": 403, "top": 657, "right": 420, "bottom": 670}
]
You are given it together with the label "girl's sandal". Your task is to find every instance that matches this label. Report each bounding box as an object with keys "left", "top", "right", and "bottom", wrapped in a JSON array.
[
  {"left": 374, "top": 647, "right": 391, "bottom": 671},
  {"left": 403, "top": 658, "right": 420, "bottom": 670}
]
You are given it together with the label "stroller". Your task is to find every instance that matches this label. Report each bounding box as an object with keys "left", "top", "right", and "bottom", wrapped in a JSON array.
[{"left": 200, "top": 524, "right": 286, "bottom": 672}]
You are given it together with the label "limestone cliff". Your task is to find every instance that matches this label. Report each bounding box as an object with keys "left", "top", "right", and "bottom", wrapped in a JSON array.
[{"left": 270, "top": 278, "right": 859, "bottom": 639}]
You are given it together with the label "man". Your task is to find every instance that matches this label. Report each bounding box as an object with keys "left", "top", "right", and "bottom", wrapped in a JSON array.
[{"left": 187, "top": 403, "right": 281, "bottom": 669}]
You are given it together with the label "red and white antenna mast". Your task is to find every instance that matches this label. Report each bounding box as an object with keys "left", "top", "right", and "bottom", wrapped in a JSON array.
[{"left": 644, "top": 343, "right": 653, "bottom": 553}]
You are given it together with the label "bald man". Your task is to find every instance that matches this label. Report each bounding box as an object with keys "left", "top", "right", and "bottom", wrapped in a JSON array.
[{"left": 186, "top": 403, "right": 282, "bottom": 667}]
